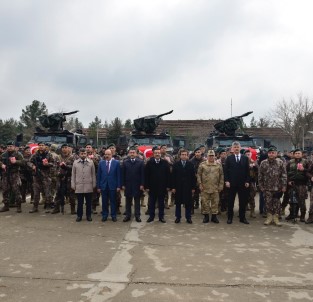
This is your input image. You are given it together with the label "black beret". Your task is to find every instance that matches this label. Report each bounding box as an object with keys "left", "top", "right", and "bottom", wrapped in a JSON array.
[
  {"left": 6, "top": 140, "right": 15, "bottom": 146},
  {"left": 194, "top": 147, "right": 201, "bottom": 153},
  {"left": 244, "top": 149, "right": 251, "bottom": 154},
  {"left": 268, "top": 146, "right": 277, "bottom": 152},
  {"left": 61, "top": 143, "right": 69, "bottom": 148},
  {"left": 24, "top": 146, "right": 31, "bottom": 150},
  {"left": 219, "top": 148, "right": 226, "bottom": 153},
  {"left": 152, "top": 145, "right": 159, "bottom": 152},
  {"left": 45, "top": 143, "right": 51, "bottom": 147},
  {"left": 108, "top": 143, "right": 116, "bottom": 148},
  {"left": 293, "top": 148, "right": 302, "bottom": 153}
]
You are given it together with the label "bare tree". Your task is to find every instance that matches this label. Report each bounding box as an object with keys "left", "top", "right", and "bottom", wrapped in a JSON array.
[{"left": 269, "top": 94, "right": 313, "bottom": 147}]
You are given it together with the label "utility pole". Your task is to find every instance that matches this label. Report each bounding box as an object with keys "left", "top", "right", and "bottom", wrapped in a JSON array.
[{"left": 231, "top": 98, "right": 233, "bottom": 117}]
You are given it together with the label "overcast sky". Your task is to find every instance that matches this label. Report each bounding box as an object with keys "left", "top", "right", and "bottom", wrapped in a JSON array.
[{"left": 1, "top": 0, "right": 313, "bottom": 127}]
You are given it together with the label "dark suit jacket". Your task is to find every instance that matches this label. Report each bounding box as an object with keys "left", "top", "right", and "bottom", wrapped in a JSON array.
[
  {"left": 171, "top": 160, "right": 196, "bottom": 206},
  {"left": 97, "top": 159, "right": 121, "bottom": 190},
  {"left": 224, "top": 154, "right": 250, "bottom": 187},
  {"left": 144, "top": 158, "right": 170, "bottom": 196},
  {"left": 122, "top": 158, "right": 145, "bottom": 197}
]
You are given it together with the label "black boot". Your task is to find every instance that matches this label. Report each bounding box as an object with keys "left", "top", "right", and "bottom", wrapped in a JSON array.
[
  {"left": 0, "top": 204, "right": 9, "bottom": 212},
  {"left": 211, "top": 214, "right": 219, "bottom": 223},
  {"left": 203, "top": 214, "right": 209, "bottom": 223}
]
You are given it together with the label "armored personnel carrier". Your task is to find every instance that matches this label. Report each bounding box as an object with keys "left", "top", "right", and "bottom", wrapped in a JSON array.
[
  {"left": 28, "top": 110, "right": 87, "bottom": 153},
  {"left": 117, "top": 110, "right": 174, "bottom": 157},
  {"left": 207, "top": 111, "right": 258, "bottom": 160}
]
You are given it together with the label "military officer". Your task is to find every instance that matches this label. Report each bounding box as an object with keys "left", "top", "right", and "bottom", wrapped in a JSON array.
[
  {"left": 258, "top": 146, "right": 287, "bottom": 226},
  {"left": 197, "top": 150, "right": 224, "bottom": 223},
  {"left": 0, "top": 141, "right": 24, "bottom": 213}
]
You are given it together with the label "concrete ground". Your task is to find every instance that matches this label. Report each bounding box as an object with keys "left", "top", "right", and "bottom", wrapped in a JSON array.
[{"left": 0, "top": 196, "right": 313, "bottom": 302}]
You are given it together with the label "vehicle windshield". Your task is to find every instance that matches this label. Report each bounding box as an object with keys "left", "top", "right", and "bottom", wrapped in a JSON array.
[
  {"left": 131, "top": 137, "right": 171, "bottom": 146},
  {"left": 217, "top": 139, "right": 255, "bottom": 147},
  {"left": 33, "top": 135, "right": 67, "bottom": 143}
]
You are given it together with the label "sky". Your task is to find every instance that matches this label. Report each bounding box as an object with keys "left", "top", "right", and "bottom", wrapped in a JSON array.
[{"left": 1, "top": 0, "right": 313, "bottom": 127}]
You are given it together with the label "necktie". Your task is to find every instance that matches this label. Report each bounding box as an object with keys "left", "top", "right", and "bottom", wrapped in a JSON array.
[
  {"left": 236, "top": 155, "right": 239, "bottom": 163},
  {"left": 156, "top": 160, "right": 160, "bottom": 164},
  {"left": 131, "top": 159, "right": 135, "bottom": 163},
  {"left": 182, "top": 161, "right": 186, "bottom": 167},
  {"left": 106, "top": 160, "right": 110, "bottom": 173}
]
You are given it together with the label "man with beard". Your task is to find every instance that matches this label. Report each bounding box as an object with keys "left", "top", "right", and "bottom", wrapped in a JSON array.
[
  {"left": 259, "top": 146, "right": 287, "bottom": 226},
  {"left": 0, "top": 141, "right": 24, "bottom": 213},
  {"left": 85, "top": 144, "right": 101, "bottom": 214},
  {"left": 51, "top": 144, "right": 76, "bottom": 214},
  {"left": 71, "top": 148, "right": 96, "bottom": 222},
  {"left": 190, "top": 147, "right": 205, "bottom": 211},
  {"left": 29, "top": 142, "right": 53, "bottom": 213},
  {"left": 20, "top": 146, "right": 33, "bottom": 204}
]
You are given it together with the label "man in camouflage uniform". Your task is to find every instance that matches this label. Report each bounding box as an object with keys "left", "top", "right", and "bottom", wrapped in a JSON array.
[
  {"left": 85, "top": 144, "right": 101, "bottom": 214},
  {"left": 244, "top": 149, "right": 258, "bottom": 218},
  {"left": 29, "top": 142, "right": 54, "bottom": 213},
  {"left": 160, "top": 144, "right": 175, "bottom": 209},
  {"left": 0, "top": 141, "right": 24, "bottom": 213},
  {"left": 306, "top": 159, "right": 313, "bottom": 224},
  {"left": 216, "top": 149, "right": 228, "bottom": 213},
  {"left": 47, "top": 144, "right": 59, "bottom": 202},
  {"left": 190, "top": 147, "right": 205, "bottom": 211},
  {"left": 258, "top": 146, "right": 287, "bottom": 226},
  {"left": 51, "top": 143, "right": 76, "bottom": 214},
  {"left": 197, "top": 150, "right": 224, "bottom": 223},
  {"left": 20, "top": 146, "right": 33, "bottom": 203},
  {"left": 286, "top": 149, "right": 308, "bottom": 222}
]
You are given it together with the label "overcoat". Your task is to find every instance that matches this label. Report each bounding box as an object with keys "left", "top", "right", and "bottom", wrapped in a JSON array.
[{"left": 171, "top": 160, "right": 196, "bottom": 206}]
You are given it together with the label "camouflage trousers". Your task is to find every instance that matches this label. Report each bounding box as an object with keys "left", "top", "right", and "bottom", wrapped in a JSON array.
[
  {"left": 192, "top": 186, "right": 200, "bottom": 206},
  {"left": 33, "top": 176, "right": 52, "bottom": 207},
  {"left": 247, "top": 183, "right": 257, "bottom": 209},
  {"left": 219, "top": 187, "right": 228, "bottom": 212},
  {"left": 309, "top": 189, "right": 313, "bottom": 214},
  {"left": 201, "top": 192, "right": 219, "bottom": 215},
  {"left": 264, "top": 191, "right": 281, "bottom": 215},
  {"left": 165, "top": 191, "right": 175, "bottom": 206},
  {"left": 20, "top": 177, "right": 33, "bottom": 202},
  {"left": 54, "top": 178, "right": 76, "bottom": 206},
  {"left": 1, "top": 173, "right": 22, "bottom": 206},
  {"left": 289, "top": 185, "right": 307, "bottom": 213}
]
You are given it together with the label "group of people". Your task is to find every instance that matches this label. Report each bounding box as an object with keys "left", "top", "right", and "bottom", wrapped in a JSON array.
[{"left": 1, "top": 139, "right": 313, "bottom": 226}]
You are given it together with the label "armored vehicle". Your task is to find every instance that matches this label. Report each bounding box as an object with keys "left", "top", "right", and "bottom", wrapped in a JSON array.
[{"left": 28, "top": 110, "right": 87, "bottom": 153}]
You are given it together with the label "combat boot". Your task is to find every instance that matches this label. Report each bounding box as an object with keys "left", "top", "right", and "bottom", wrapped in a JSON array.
[
  {"left": 264, "top": 213, "right": 273, "bottom": 225},
  {"left": 250, "top": 208, "right": 256, "bottom": 218},
  {"left": 211, "top": 214, "right": 219, "bottom": 223},
  {"left": 300, "top": 211, "right": 306, "bottom": 223},
  {"left": 29, "top": 206, "right": 38, "bottom": 213},
  {"left": 51, "top": 204, "right": 60, "bottom": 214},
  {"left": 281, "top": 207, "right": 286, "bottom": 216},
  {"left": 0, "top": 205, "right": 9, "bottom": 212},
  {"left": 203, "top": 214, "right": 209, "bottom": 223},
  {"left": 305, "top": 213, "right": 313, "bottom": 224},
  {"left": 70, "top": 204, "right": 76, "bottom": 215},
  {"left": 273, "top": 214, "right": 282, "bottom": 227}
]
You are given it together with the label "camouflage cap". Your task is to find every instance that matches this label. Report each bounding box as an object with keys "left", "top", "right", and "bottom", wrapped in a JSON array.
[{"left": 207, "top": 150, "right": 215, "bottom": 156}]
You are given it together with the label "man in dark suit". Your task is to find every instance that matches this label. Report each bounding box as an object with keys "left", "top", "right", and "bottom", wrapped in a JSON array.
[
  {"left": 122, "top": 147, "right": 145, "bottom": 222},
  {"left": 171, "top": 149, "right": 196, "bottom": 224},
  {"left": 224, "top": 141, "right": 250, "bottom": 224},
  {"left": 145, "top": 147, "right": 171, "bottom": 223},
  {"left": 97, "top": 149, "right": 121, "bottom": 222}
]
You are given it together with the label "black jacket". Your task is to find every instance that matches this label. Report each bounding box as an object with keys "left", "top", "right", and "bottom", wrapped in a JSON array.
[
  {"left": 144, "top": 158, "right": 170, "bottom": 196},
  {"left": 224, "top": 154, "right": 250, "bottom": 187}
]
